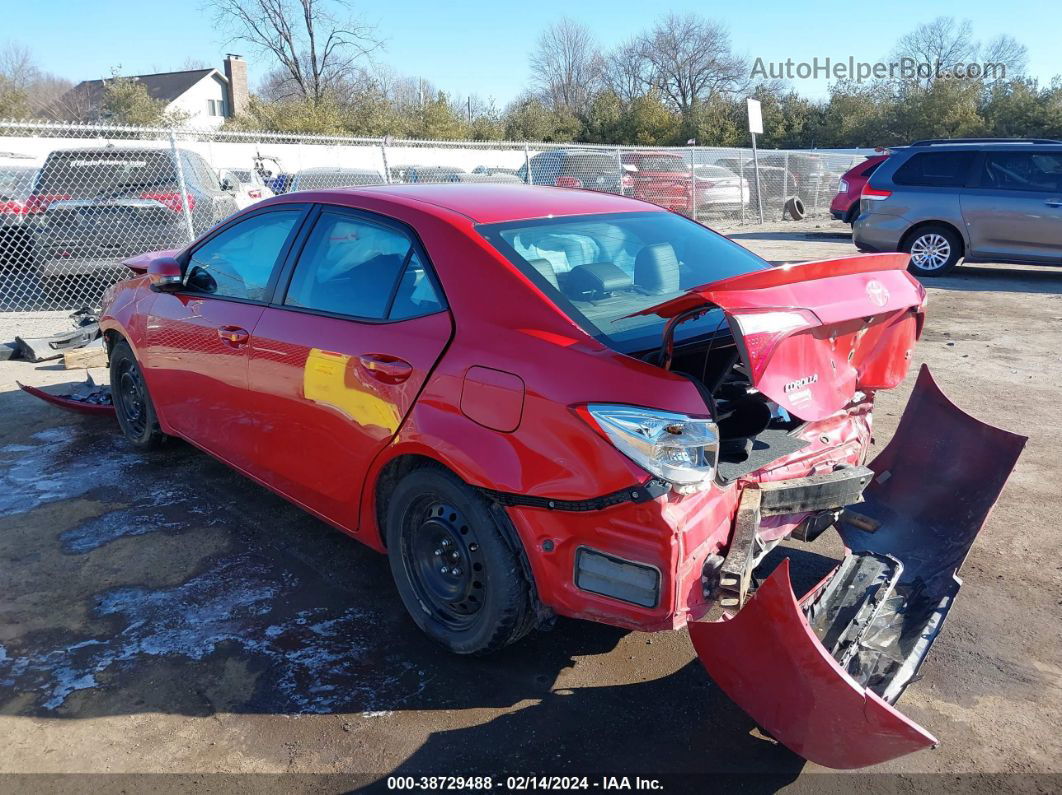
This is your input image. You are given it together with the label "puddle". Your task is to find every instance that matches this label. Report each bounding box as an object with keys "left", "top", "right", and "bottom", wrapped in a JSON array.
[{"left": 0, "top": 554, "right": 425, "bottom": 714}]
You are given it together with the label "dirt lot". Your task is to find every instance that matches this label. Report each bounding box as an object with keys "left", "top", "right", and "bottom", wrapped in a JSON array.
[{"left": 1, "top": 225, "right": 1060, "bottom": 792}]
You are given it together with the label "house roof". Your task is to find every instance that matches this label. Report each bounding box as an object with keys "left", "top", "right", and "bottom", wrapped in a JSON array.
[{"left": 61, "top": 69, "right": 226, "bottom": 111}]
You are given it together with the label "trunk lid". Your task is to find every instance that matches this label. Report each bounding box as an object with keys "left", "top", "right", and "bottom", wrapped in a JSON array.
[{"left": 636, "top": 253, "right": 925, "bottom": 420}]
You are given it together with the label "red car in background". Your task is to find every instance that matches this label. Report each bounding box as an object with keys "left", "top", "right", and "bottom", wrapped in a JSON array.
[
  {"left": 830, "top": 154, "right": 889, "bottom": 224},
  {"left": 32, "top": 184, "right": 1023, "bottom": 769},
  {"left": 620, "top": 151, "right": 693, "bottom": 215}
]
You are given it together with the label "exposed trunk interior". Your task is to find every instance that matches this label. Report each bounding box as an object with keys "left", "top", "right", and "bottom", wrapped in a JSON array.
[{"left": 645, "top": 331, "right": 809, "bottom": 483}]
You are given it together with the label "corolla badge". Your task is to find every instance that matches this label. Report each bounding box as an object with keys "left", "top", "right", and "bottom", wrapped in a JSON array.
[{"left": 866, "top": 280, "right": 890, "bottom": 307}]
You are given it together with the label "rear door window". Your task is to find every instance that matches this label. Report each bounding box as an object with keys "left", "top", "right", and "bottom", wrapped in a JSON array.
[
  {"left": 185, "top": 209, "right": 302, "bottom": 301},
  {"left": 892, "top": 152, "right": 975, "bottom": 187},
  {"left": 980, "top": 151, "right": 1062, "bottom": 192},
  {"left": 284, "top": 211, "right": 443, "bottom": 320}
]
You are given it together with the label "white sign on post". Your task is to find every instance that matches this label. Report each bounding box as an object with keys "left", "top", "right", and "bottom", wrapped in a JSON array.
[{"left": 746, "top": 98, "right": 764, "bottom": 134}]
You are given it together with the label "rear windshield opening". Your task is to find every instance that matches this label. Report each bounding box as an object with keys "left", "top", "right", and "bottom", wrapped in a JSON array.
[{"left": 477, "top": 211, "right": 768, "bottom": 353}]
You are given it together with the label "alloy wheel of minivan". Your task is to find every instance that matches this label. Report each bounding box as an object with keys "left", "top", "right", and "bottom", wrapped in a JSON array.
[{"left": 904, "top": 225, "right": 962, "bottom": 276}]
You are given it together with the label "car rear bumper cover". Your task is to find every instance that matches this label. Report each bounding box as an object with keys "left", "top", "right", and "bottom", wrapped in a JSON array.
[{"left": 689, "top": 365, "right": 1026, "bottom": 768}]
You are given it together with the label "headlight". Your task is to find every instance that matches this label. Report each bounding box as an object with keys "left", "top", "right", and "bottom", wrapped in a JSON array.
[{"left": 584, "top": 404, "right": 718, "bottom": 493}]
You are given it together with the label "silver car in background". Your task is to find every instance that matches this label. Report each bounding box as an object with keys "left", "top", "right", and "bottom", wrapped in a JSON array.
[{"left": 854, "top": 138, "right": 1062, "bottom": 276}]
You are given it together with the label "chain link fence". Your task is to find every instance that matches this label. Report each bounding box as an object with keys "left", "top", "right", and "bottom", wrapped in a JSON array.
[{"left": 0, "top": 119, "right": 866, "bottom": 316}]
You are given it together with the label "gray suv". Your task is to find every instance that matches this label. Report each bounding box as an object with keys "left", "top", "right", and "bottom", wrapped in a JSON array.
[{"left": 853, "top": 138, "right": 1062, "bottom": 276}]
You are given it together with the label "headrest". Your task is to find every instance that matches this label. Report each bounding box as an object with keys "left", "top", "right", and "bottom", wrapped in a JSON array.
[
  {"left": 635, "top": 243, "right": 680, "bottom": 295},
  {"left": 526, "top": 257, "right": 559, "bottom": 289}
]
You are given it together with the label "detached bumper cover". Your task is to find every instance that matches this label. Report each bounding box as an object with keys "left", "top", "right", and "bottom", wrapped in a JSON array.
[
  {"left": 689, "top": 365, "right": 1026, "bottom": 768},
  {"left": 18, "top": 379, "right": 115, "bottom": 417}
]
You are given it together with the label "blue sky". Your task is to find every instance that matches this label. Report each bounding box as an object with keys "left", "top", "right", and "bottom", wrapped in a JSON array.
[{"left": 7, "top": 0, "right": 1059, "bottom": 104}]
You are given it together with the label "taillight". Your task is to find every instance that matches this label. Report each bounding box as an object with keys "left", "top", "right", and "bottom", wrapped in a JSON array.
[
  {"left": 861, "top": 185, "right": 892, "bottom": 201},
  {"left": 141, "top": 191, "right": 196, "bottom": 213},
  {"left": 729, "top": 309, "right": 818, "bottom": 382},
  {"left": 0, "top": 200, "right": 27, "bottom": 216},
  {"left": 621, "top": 173, "right": 634, "bottom": 190},
  {"left": 580, "top": 404, "right": 719, "bottom": 492},
  {"left": 248, "top": 189, "right": 262, "bottom": 199},
  {"left": 554, "top": 175, "right": 582, "bottom": 188},
  {"left": 24, "top": 193, "right": 71, "bottom": 214}
]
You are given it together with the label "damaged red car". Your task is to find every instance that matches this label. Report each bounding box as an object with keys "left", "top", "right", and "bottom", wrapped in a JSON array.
[{"left": 43, "top": 184, "right": 1023, "bottom": 769}]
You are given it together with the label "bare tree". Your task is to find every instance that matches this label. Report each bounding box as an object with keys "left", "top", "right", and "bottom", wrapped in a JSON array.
[
  {"left": 893, "top": 17, "right": 1028, "bottom": 88},
  {"left": 528, "top": 18, "right": 602, "bottom": 116},
  {"left": 637, "top": 13, "right": 747, "bottom": 117},
  {"left": 892, "top": 17, "right": 978, "bottom": 89},
  {"left": 981, "top": 34, "right": 1027, "bottom": 82},
  {"left": 0, "top": 42, "right": 72, "bottom": 118},
  {"left": 603, "top": 37, "right": 652, "bottom": 105},
  {"left": 210, "top": 0, "right": 381, "bottom": 104}
]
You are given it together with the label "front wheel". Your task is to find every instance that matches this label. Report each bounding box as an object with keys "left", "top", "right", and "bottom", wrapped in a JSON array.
[
  {"left": 385, "top": 467, "right": 535, "bottom": 655},
  {"left": 903, "top": 225, "right": 962, "bottom": 276},
  {"left": 109, "top": 339, "right": 167, "bottom": 450}
]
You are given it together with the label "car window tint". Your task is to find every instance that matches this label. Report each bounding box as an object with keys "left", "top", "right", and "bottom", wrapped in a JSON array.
[
  {"left": 892, "top": 152, "right": 974, "bottom": 187},
  {"left": 862, "top": 160, "right": 883, "bottom": 177},
  {"left": 285, "top": 213, "right": 413, "bottom": 319},
  {"left": 981, "top": 152, "right": 1062, "bottom": 192},
  {"left": 186, "top": 210, "right": 300, "bottom": 300},
  {"left": 388, "top": 250, "right": 444, "bottom": 320}
]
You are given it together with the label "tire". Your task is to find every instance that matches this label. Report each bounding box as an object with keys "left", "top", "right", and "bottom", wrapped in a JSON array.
[
  {"left": 109, "top": 339, "right": 167, "bottom": 450},
  {"left": 385, "top": 466, "right": 535, "bottom": 655},
  {"left": 903, "top": 224, "right": 962, "bottom": 276},
  {"left": 783, "top": 196, "right": 806, "bottom": 220}
]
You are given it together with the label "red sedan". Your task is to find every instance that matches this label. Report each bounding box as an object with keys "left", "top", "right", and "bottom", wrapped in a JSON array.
[
  {"left": 619, "top": 151, "right": 693, "bottom": 215},
  {"left": 66, "top": 184, "right": 1022, "bottom": 768}
]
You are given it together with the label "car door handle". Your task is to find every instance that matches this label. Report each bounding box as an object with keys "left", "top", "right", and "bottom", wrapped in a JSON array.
[
  {"left": 217, "top": 326, "right": 250, "bottom": 346},
  {"left": 1045, "top": 199, "right": 1062, "bottom": 208},
  {"left": 358, "top": 353, "right": 413, "bottom": 384}
]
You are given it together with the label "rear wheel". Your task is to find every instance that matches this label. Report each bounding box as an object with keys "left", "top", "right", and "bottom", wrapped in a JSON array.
[
  {"left": 385, "top": 467, "right": 535, "bottom": 655},
  {"left": 110, "top": 339, "right": 166, "bottom": 450},
  {"left": 903, "top": 225, "right": 962, "bottom": 276}
]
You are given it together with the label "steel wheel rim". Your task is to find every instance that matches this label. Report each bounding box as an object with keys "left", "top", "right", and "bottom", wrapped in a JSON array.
[
  {"left": 115, "top": 360, "right": 147, "bottom": 436},
  {"left": 910, "top": 233, "right": 951, "bottom": 270},
  {"left": 402, "top": 500, "right": 486, "bottom": 630}
]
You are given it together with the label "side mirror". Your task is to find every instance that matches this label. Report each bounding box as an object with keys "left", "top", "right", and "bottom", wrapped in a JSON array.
[
  {"left": 220, "top": 176, "right": 238, "bottom": 193},
  {"left": 147, "top": 256, "right": 183, "bottom": 292}
]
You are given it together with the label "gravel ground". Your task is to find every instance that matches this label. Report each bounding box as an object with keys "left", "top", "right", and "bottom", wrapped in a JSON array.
[{"left": 1, "top": 224, "right": 1060, "bottom": 792}]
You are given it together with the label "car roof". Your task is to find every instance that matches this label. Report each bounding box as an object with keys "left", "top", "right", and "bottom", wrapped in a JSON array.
[{"left": 305, "top": 183, "right": 667, "bottom": 223}]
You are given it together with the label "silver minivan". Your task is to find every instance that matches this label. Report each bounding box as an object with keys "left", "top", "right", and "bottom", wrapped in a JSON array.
[{"left": 853, "top": 139, "right": 1062, "bottom": 275}]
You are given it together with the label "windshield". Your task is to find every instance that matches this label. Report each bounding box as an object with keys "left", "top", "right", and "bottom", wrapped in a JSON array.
[{"left": 478, "top": 211, "right": 768, "bottom": 353}]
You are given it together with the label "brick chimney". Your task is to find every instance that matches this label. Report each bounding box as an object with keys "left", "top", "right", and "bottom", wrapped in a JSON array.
[{"left": 223, "top": 54, "right": 249, "bottom": 118}]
